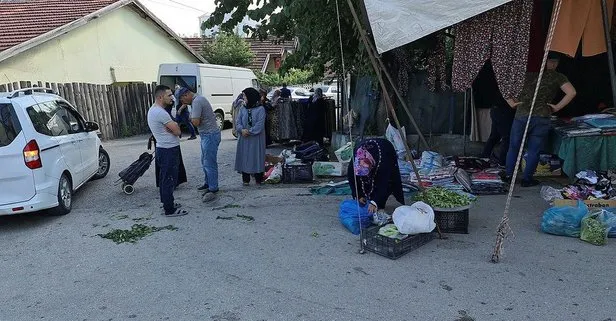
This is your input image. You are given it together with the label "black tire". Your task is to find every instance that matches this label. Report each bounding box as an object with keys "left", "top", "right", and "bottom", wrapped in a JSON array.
[
  {"left": 48, "top": 173, "right": 72, "bottom": 216},
  {"left": 92, "top": 148, "right": 110, "bottom": 180},
  {"left": 215, "top": 111, "right": 224, "bottom": 131}
]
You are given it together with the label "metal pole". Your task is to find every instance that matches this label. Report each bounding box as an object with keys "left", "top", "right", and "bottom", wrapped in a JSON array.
[
  {"left": 601, "top": 0, "right": 616, "bottom": 106},
  {"left": 463, "top": 89, "right": 468, "bottom": 156}
]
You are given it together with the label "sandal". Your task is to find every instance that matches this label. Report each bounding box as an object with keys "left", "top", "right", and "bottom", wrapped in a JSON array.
[
  {"left": 165, "top": 208, "right": 188, "bottom": 217},
  {"left": 161, "top": 203, "right": 182, "bottom": 209}
]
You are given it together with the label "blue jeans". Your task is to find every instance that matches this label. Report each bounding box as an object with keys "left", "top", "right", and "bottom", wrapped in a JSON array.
[
  {"left": 200, "top": 131, "right": 221, "bottom": 191},
  {"left": 177, "top": 109, "right": 196, "bottom": 137},
  {"left": 506, "top": 116, "right": 551, "bottom": 181},
  {"left": 156, "top": 146, "right": 180, "bottom": 214}
]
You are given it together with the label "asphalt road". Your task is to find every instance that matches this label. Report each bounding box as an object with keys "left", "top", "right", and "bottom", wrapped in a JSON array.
[{"left": 1, "top": 130, "right": 615, "bottom": 321}]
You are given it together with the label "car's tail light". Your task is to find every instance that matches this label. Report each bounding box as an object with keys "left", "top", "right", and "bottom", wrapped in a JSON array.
[{"left": 23, "top": 140, "right": 42, "bottom": 169}]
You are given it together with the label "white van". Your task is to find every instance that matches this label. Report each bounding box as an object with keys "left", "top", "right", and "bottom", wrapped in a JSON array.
[{"left": 158, "top": 63, "right": 259, "bottom": 130}]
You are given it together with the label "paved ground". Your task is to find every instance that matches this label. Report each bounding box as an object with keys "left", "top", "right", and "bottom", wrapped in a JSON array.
[{"left": 1, "top": 130, "right": 615, "bottom": 321}]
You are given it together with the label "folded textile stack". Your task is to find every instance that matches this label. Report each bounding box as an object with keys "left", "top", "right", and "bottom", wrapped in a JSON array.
[
  {"left": 410, "top": 167, "right": 455, "bottom": 187},
  {"left": 470, "top": 170, "right": 506, "bottom": 195},
  {"left": 584, "top": 117, "right": 616, "bottom": 135}
]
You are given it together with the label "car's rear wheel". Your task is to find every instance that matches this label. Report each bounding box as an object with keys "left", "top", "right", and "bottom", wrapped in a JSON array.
[
  {"left": 92, "top": 148, "right": 110, "bottom": 180},
  {"left": 48, "top": 173, "right": 72, "bottom": 216}
]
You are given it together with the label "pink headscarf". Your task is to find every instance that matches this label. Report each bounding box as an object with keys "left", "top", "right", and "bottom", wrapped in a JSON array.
[{"left": 353, "top": 146, "right": 375, "bottom": 176}]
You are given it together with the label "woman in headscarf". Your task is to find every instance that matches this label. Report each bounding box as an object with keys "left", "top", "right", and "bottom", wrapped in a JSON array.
[
  {"left": 347, "top": 138, "right": 405, "bottom": 213},
  {"left": 235, "top": 87, "right": 267, "bottom": 185},
  {"left": 303, "top": 87, "right": 327, "bottom": 146}
]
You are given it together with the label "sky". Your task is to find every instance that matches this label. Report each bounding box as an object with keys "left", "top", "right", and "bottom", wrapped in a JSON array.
[{"left": 141, "top": 0, "right": 216, "bottom": 37}]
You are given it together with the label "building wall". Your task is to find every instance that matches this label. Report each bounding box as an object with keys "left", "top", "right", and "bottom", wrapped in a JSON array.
[{"left": 0, "top": 6, "right": 200, "bottom": 84}]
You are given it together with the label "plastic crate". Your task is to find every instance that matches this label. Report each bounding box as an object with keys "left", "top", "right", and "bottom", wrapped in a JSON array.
[
  {"left": 361, "top": 225, "right": 435, "bottom": 259},
  {"left": 434, "top": 208, "right": 469, "bottom": 234},
  {"left": 282, "top": 163, "right": 314, "bottom": 184}
]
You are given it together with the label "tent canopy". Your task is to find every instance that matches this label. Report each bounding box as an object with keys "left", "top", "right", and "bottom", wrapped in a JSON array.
[{"left": 363, "top": 0, "right": 513, "bottom": 53}]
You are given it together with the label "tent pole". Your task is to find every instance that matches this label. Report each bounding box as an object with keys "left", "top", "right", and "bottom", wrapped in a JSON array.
[
  {"left": 463, "top": 89, "right": 468, "bottom": 156},
  {"left": 601, "top": 0, "right": 616, "bottom": 107},
  {"left": 350, "top": 0, "right": 430, "bottom": 151},
  {"left": 346, "top": 0, "right": 426, "bottom": 190}
]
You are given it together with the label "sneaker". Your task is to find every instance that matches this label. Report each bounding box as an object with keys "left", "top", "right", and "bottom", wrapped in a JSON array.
[
  {"left": 521, "top": 179, "right": 541, "bottom": 187},
  {"left": 197, "top": 184, "right": 209, "bottom": 191},
  {"left": 202, "top": 191, "right": 218, "bottom": 203},
  {"left": 188, "top": 136, "right": 197, "bottom": 140}
]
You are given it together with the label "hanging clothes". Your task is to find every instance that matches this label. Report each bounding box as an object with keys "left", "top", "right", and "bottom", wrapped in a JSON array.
[
  {"left": 550, "top": 0, "right": 614, "bottom": 58},
  {"left": 452, "top": 0, "right": 533, "bottom": 99},
  {"left": 426, "top": 33, "right": 448, "bottom": 92}
]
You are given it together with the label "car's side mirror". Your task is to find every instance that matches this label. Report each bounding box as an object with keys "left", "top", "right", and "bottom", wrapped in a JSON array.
[{"left": 85, "top": 121, "right": 99, "bottom": 132}]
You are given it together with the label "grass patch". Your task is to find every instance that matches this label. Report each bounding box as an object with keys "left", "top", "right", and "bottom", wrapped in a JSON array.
[{"left": 97, "top": 224, "right": 178, "bottom": 244}]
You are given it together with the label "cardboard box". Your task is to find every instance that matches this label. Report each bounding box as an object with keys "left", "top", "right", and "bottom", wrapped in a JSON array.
[
  {"left": 553, "top": 199, "right": 616, "bottom": 208},
  {"left": 334, "top": 142, "right": 353, "bottom": 163},
  {"left": 312, "top": 161, "right": 348, "bottom": 177},
  {"left": 521, "top": 153, "right": 562, "bottom": 177}
]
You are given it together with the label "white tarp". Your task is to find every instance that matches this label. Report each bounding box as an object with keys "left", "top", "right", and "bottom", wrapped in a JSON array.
[{"left": 363, "top": 0, "right": 513, "bottom": 53}]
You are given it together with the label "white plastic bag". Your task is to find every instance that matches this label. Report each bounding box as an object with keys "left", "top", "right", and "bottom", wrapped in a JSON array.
[
  {"left": 264, "top": 164, "right": 283, "bottom": 184},
  {"left": 392, "top": 202, "right": 436, "bottom": 235},
  {"left": 385, "top": 123, "right": 407, "bottom": 160}
]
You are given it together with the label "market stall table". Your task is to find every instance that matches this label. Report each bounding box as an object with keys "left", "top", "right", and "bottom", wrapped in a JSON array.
[{"left": 548, "top": 130, "right": 616, "bottom": 179}]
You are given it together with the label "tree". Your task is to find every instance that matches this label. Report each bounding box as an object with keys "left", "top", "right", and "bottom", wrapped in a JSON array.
[
  {"left": 202, "top": 32, "right": 255, "bottom": 67},
  {"left": 256, "top": 68, "right": 314, "bottom": 87},
  {"left": 203, "top": 1, "right": 370, "bottom": 78}
]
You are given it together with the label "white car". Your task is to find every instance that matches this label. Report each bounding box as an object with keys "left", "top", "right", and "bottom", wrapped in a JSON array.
[
  {"left": 0, "top": 88, "right": 110, "bottom": 216},
  {"left": 266, "top": 87, "right": 311, "bottom": 101},
  {"left": 314, "top": 85, "right": 339, "bottom": 99}
]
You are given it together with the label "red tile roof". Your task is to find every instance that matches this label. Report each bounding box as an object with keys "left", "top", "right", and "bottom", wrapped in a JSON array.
[
  {"left": 0, "top": 0, "right": 120, "bottom": 52},
  {"left": 183, "top": 37, "right": 296, "bottom": 72}
]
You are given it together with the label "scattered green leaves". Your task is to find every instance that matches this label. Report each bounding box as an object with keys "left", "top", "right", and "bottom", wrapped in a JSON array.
[
  {"left": 97, "top": 224, "right": 178, "bottom": 244},
  {"left": 236, "top": 214, "right": 255, "bottom": 222},
  {"left": 213, "top": 204, "right": 242, "bottom": 211}
]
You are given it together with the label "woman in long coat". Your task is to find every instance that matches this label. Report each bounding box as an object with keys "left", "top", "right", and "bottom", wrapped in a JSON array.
[
  {"left": 235, "top": 88, "right": 267, "bottom": 185},
  {"left": 303, "top": 88, "right": 327, "bottom": 146},
  {"left": 347, "top": 138, "right": 405, "bottom": 213}
]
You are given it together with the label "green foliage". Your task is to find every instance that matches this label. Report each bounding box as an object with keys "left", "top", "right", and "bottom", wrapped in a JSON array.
[
  {"left": 256, "top": 68, "right": 314, "bottom": 87},
  {"left": 202, "top": 32, "right": 255, "bottom": 67},
  {"left": 203, "top": 0, "right": 370, "bottom": 77}
]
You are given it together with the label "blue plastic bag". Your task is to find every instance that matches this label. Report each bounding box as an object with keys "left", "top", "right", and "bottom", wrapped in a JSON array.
[
  {"left": 338, "top": 200, "right": 372, "bottom": 235},
  {"left": 541, "top": 201, "right": 588, "bottom": 237}
]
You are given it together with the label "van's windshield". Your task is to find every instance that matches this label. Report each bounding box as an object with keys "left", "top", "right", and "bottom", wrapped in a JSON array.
[{"left": 159, "top": 76, "right": 197, "bottom": 93}]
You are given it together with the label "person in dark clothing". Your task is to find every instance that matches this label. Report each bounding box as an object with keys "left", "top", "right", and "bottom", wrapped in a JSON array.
[
  {"left": 302, "top": 88, "right": 327, "bottom": 146},
  {"left": 175, "top": 104, "right": 197, "bottom": 140},
  {"left": 347, "top": 138, "right": 405, "bottom": 214},
  {"left": 260, "top": 89, "right": 273, "bottom": 146},
  {"left": 474, "top": 60, "right": 515, "bottom": 166},
  {"left": 280, "top": 83, "right": 292, "bottom": 99}
]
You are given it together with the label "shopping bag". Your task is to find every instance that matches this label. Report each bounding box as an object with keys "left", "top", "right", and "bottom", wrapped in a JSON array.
[
  {"left": 540, "top": 201, "right": 588, "bottom": 237},
  {"left": 392, "top": 202, "right": 436, "bottom": 235},
  {"left": 338, "top": 200, "right": 372, "bottom": 235},
  {"left": 385, "top": 123, "right": 407, "bottom": 160}
]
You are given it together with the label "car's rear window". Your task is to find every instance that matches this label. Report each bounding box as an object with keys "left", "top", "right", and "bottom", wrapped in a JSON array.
[{"left": 0, "top": 103, "right": 21, "bottom": 147}]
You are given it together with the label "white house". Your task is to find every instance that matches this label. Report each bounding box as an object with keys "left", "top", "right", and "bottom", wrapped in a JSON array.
[{"left": 0, "top": 0, "right": 206, "bottom": 85}]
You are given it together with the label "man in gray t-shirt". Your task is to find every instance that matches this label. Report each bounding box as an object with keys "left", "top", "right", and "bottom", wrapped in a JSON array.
[
  {"left": 147, "top": 85, "right": 187, "bottom": 217},
  {"left": 176, "top": 87, "right": 221, "bottom": 202}
]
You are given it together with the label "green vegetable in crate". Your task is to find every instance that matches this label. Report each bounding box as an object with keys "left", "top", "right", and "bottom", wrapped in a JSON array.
[
  {"left": 580, "top": 213, "right": 608, "bottom": 246},
  {"left": 412, "top": 187, "right": 473, "bottom": 209}
]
